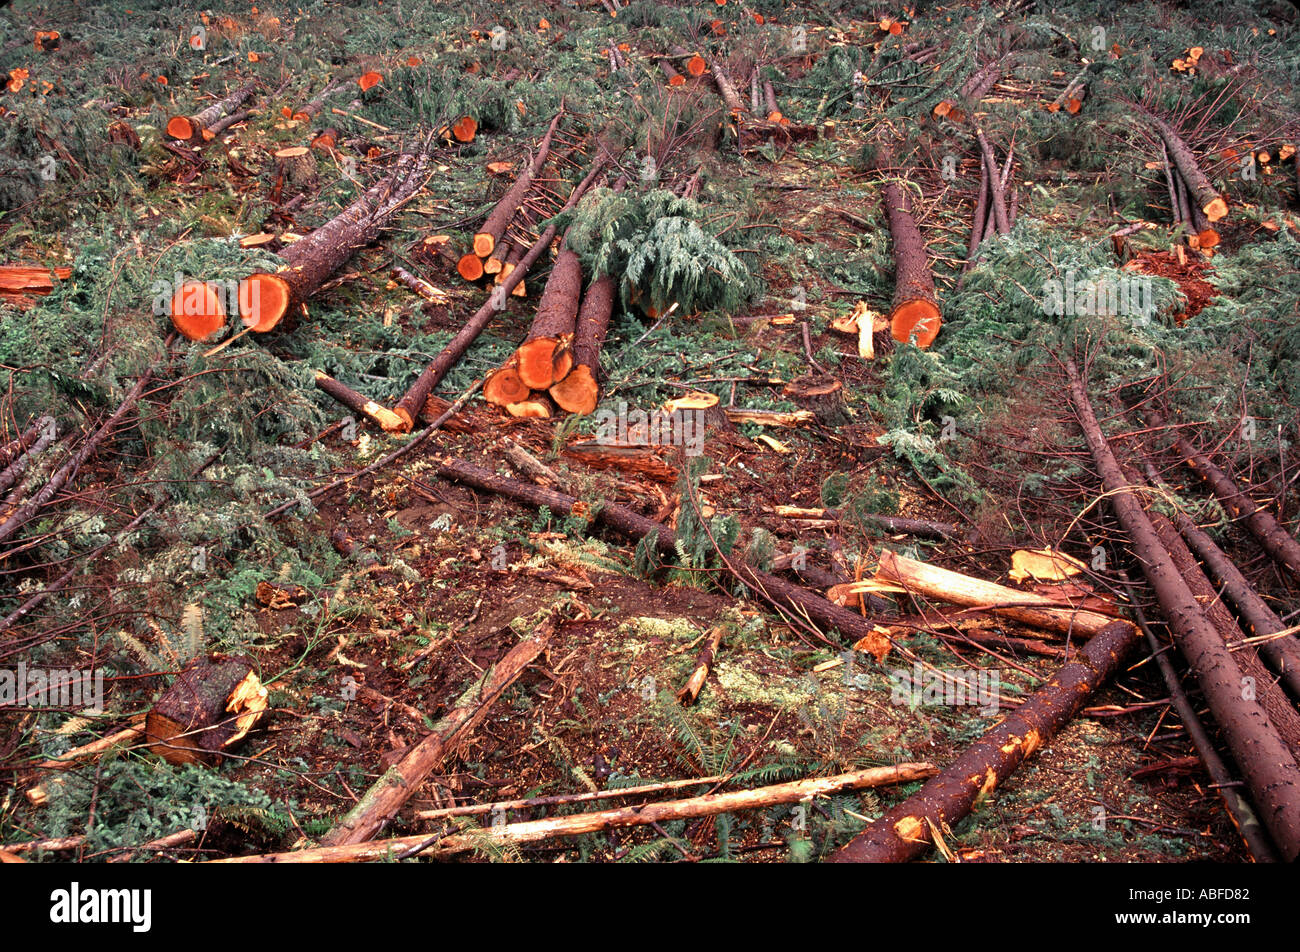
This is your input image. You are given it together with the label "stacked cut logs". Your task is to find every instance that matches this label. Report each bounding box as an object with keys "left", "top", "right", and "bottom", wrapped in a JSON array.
[
  {"left": 1140, "top": 107, "right": 1228, "bottom": 251},
  {"left": 458, "top": 112, "right": 565, "bottom": 285}
]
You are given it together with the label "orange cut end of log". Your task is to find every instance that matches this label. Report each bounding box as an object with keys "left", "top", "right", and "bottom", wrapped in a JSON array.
[
  {"left": 1202, "top": 196, "right": 1228, "bottom": 222},
  {"left": 668, "top": 75, "right": 686, "bottom": 87},
  {"left": 170, "top": 281, "right": 227, "bottom": 341},
  {"left": 238, "top": 273, "right": 292, "bottom": 333},
  {"left": 505, "top": 397, "right": 552, "bottom": 419},
  {"left": 1066, "top": 98, "right": 1082, "bottom": 114},
  {"left": 291, "top": 111, "right": 310, "bottom": 122},
  {"left": 407, "top": 55, "right": 422, "bottom": 67},
  {"left": 1197, "top": 229, "right": 1220, "bottom": 249},
  {"left": 890, "top": 299, "right": 942, "bottom": 349},
  {"left": 767, "top": 110, "right": 783, "bottom": 123},
  {"left": 1044, "top": 102, "right": 1060, "bottom": 113},
  {"left": 549, "top": 364, "right": 598, "bottom": 416},
  {"left": 484, "top": 364, "right": 530, "bottom": 406},
  {"left": 517, "top": 338, "right": 570, "bottom": 390},
  {"left": 457, "top": 253, "right": 485, "bottom": 282},
  {"left": 452, "top": 115, "right": 478, "bottom": 142},
  {"left": 358, "top": 71, "right": 382, "bottom": 91},
  {"left": 483, "top": 257, "right": 504, "bottom": 275},
  {"left": 686, "top": 55, "right": 707, "bottom": 77},
  {"left": 166, "top": 116, "right": 195, "bottom": 140},
  {"left": 310, "top": 133, "right": 336, "bottom": 150},
  {"left": 472, "top": 232, "right": 494, "bottom": 258}
]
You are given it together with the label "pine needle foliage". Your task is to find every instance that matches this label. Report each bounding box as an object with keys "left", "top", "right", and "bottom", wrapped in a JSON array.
[{"left": 561, "top": 187, "right": 760, "bottom": 316}]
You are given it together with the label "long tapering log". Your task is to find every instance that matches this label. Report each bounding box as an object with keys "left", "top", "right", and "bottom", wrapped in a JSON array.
[
  {"left": 1141, "top": 461, "right": 1300, "bottom": 700},
  {"left": 167, "top": 81, "right": 258, "bottom": 143},
  {"left": 875, "top": 549, "right": 1126, "bottom": 639},
  {"left": 1068, "top": 360, "right": 1300, "bottom": 861},
  {"left": 769, "top": 505, "right": 959, "bottom": 541},
  {"left": 830, "top": 616, "right": 1140, "bottom": 862},
  {"left": 1121, "top": 572, "right": 1279, "bottom": 862},
  {"left": 473, "top": 111, "right": 564, "bottom": 259},
  {"left": 320, "top": 619, "right": 557, "bottom": 847},
  {"left": 1120, "top": 463, "right": 1300, "bottom": 756},
  {"left": 427, "top": 456, "right": 892, "bottom": 644},
  {"left": 392, "top": 152, "right": 613, "bottom": 430},
  {"left": 214, "top": 764, "right": 938, "bottom": 863},
  {"left": 1139, "top": 107, "right": 1229, "bottom": 222},
  {"left": 875, "top": 145, "right": 941, "bottom": 348},
  {"left": 708, "top": 56, "right": 746, "bottom": 114}
]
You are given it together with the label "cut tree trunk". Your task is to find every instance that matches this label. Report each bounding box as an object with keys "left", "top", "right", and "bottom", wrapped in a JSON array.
[
  {"left": 167, "top": 81, "right": 258, "bottom": 143},
  {"left": 828, "top": 617, "right": 1140, "bottom": 862},
  {"left": 392, "top": 151, "right": 613, "bottom": 430},
  {"left": 874, "top": 548, "right": 1126, "bottom": 639},
  {"left": 1142, "top": 461, "right": 1300, "bottom": 700},
  {"left": 1068, "top": 360, "right": 1300, "bottom": 861},
  {"left": 515, "top": 249, "right": 581, "bottom": 389},
  {"left": 319, "top": 620, "right": 557, "bottom": 846},
  {"left": 1140, "top": 107, "right": 1229, "bottom": 222},
  {"left": 548, "top": 272, "right": 614, "bottom": 415},
  {"left": 190, "top": 150, "right": 429, "bottom": 336},
  {"left": 473, "top": 111, "right": 564, "bottom": 259},
  {"left": 214, "top": 764, "right": 938, "bottom": 863},
  {"left": 875, "top": 145, "right": 941, "bottom": 348},
  {"left": 145, "top": 655, "right": 268, "bottom": 766},
  {"left": 484, "top": 355, "right": 530, "bottom": 407},
  {"left": 707, "top": 57, "right": 746, "bottom": 114},
  {"left": 770, "top": 505, "right": 957, "bottom": 541}
]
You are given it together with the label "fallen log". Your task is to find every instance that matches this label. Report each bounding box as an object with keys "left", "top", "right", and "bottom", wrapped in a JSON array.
[
  {"left": 1139, "top": 107, "right": 1229, "bottom": 222},
  {"left": 0, "top": 264, "right": 71, "bottom": 297},
  {"left": 828, "top": 617, "right": 1140, "bottom": 862},
  {"left": 973, "top": 124, "right": 1010, "bottom": 237},
  {"left": 677, "top": 626, "right": 725, "bottom": 705},
  {"left": 319, "top": 619, "right": 557, "bottom": 846},
  {"left": 0, "top": 416, "right": 55, "bottom": 497},
  {"left": 1121, "top": 572, "right": 1278, "bottom": 862},
  {"left": 1068, "top": 360, "right": 1300, "bottom": 861},
  {"left": 145, "top": 655, "right": 268, "bottom": 766},
  {"left": 473, "top": 111, "right": 564, "bottom": 260},
  {"left": 1120, "top": 462, "right": 1300, "bottom": 756},
  {"left": 874, "top": 145, "right": 941, "bottom": 348},
  {"left": 483, "top": 355, "right": 531, "bottom": 407},
  {"left": 767, "top": 506, "right": 958, "bottom": 541},
  {"left": 872, "top": 549, "right": 1126, "bottom": 640},
  {"left": 192, "top": 149, "right": 430, "bottom": 335},
  {"left": 1141, "top": 461, "right": 1300, "bottom": 700},
  {"left": 962, "top": 159, "right": 990, "bottom": 275},
  {"left": 214, "top": 764, "right": 938, "bottom": 862},
  {"left": 515, "top": 248, "right": 581, "bottom": 389},
  {"left": 548, "top": 271, "right": 614, "bottom": 415},
  {"left": 313, "top": 371, "right": 406, "bottom": 432},
  {"left": 167, "top": 81, "right": 258, "bottom": 143},
  {"left": 35, "top": 718, "right": 145, "bottom": 771},
  {"left": 392, "top": 151, "right": 613, "bottom": 430}
]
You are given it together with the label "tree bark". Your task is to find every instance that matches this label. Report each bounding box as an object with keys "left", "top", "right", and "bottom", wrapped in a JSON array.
[
  {"left": 875, "top": 144, "right": 940, "bottom": 348},
  {"left": 1140, "top": 107, "right": 1229, "bottom": 221},
  {"left": 473, "top": 111, "right": 563, "bottom": 259},
  {"left": 224, "top": 150, "right": 431, "bottom": 334},
  {"left": 1068, "top": 360, "right": 1300, "bottom": 861},
  {"left": 829, "top": 616, "right": 1140, "bottom": 862}
]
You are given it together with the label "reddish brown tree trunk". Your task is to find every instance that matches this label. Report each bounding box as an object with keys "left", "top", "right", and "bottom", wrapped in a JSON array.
[{"left": 167, "top": 81, "right": 258, "bottom": 143}]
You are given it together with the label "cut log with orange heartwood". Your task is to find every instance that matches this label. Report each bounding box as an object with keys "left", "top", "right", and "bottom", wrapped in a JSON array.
[
  {"left": 166, "top": 81, "right": 258, "bottom": 143},
  {"left": 171, "top": 149, "right": 431, "bottom": 338},
  {"left": 875, "top": 144, "right": 941, "bottom": 348},
  {"left": 515, "top": 248, "right": 582, "bottom": 389},
  {"left": 473, "top": 111, "right": 564, "bottom": 260}
]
